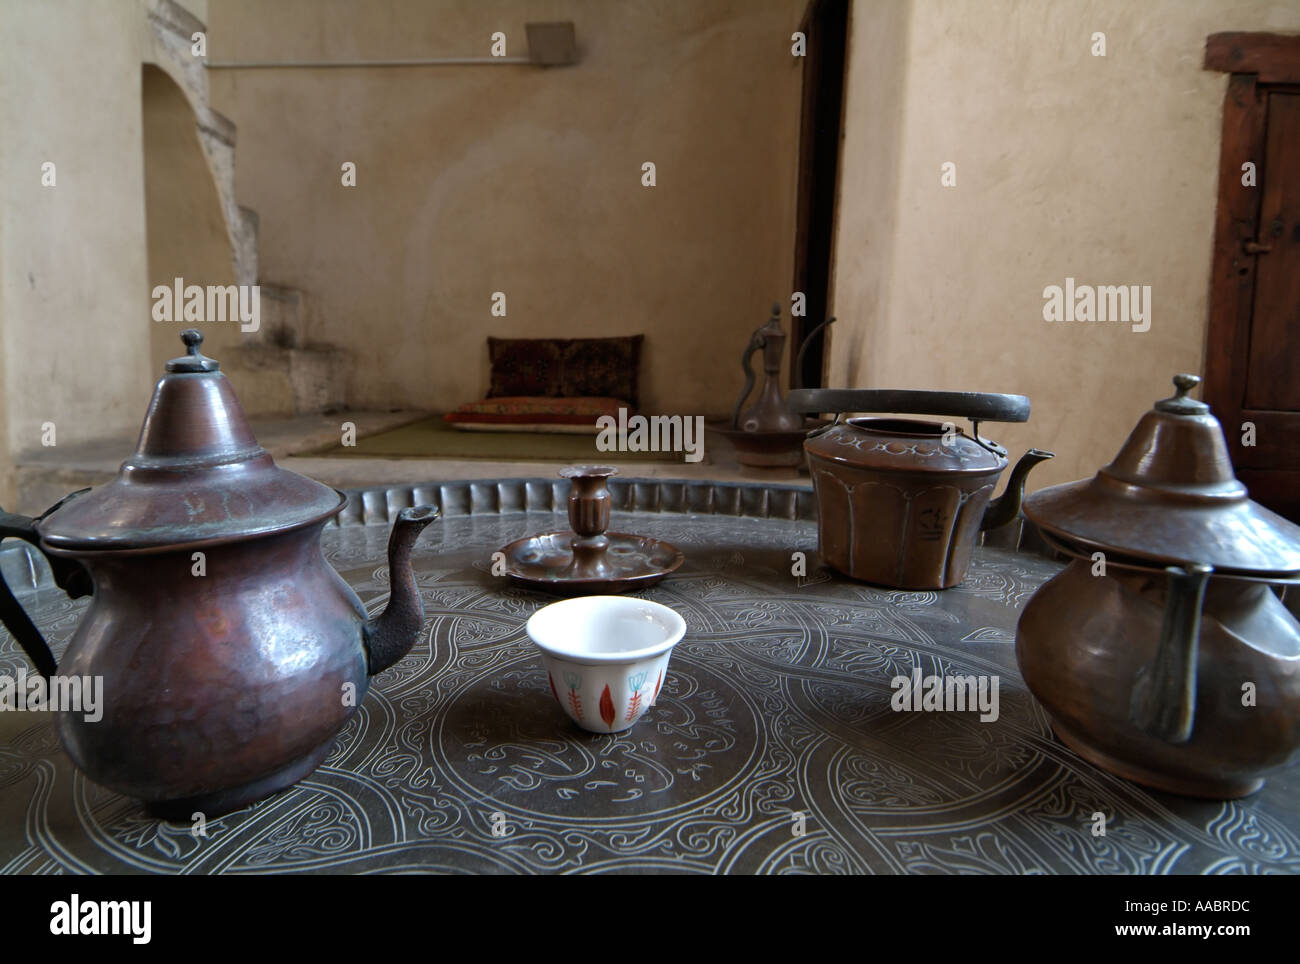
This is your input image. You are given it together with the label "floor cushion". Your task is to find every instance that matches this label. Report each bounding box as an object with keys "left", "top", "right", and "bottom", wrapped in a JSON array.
[
  {"left": 487, "top": 335, "right": 643, "bottom": 408},
  {"left": 444, "top": 396, "right": 630, "bottom": 433}
]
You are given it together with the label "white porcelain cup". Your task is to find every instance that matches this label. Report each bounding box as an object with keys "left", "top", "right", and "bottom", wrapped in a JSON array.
[{"left": 526, "top": 595, "right": 687, "bottom": 733}]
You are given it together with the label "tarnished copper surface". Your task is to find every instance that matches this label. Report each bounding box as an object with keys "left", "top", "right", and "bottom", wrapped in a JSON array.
[
  {"left": 719, "top": 304, "right": 808, "bottom": 467},
  {"left": 1018, "top": 558, "right": 1300, "bottom": 798},
  {"left": 56, "top": 526, "right": 371, "bottom": 815},
  {"left": 0, "top": 330, "right": 438, "bottom": 816},
  {"left": 802, "top": 417, "right": 1050, "bottom": 589},
  {"left": 732, "top": 304, "right": 804, "bottom": 434},
  {"left": 501, "top": 531, "right": 684, "bottom": 594},
  {"left": 789, "top": 388, "right": 1050, "bottom": 590},
  {"left": 1024, "top": 375, "right": 1300, "bottom": 576},
  {"left": 1017, "top": 374, "right": 1300, "bottom": 798},
  {"left": 38, "top": 331, "right": 343, "bottom": 552},
  {"left": 705, "top": 420, "right": 815, "bottom": 468},
  {"left": 500, "top": 466, "right": 684, "bottom": 593}
]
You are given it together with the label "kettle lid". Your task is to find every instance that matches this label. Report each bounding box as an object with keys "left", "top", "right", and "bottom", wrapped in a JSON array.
[
  {"left": 37, "top": 330, "right": 344, "bottom": 552},
  {"left": 1024, "top": 374, "right": 1300, "bottom": 576}
]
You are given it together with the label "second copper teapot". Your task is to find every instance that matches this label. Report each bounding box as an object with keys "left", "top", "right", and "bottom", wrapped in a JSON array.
[
  {"left": 0, "top": 330, "right": 438, "bottom": 816},
  {"left": 1017, "top": 374, "right": 1300, "bottom": 798},
  {"left": 789, "top": 388, "right": 1053, "bottom": 589}
]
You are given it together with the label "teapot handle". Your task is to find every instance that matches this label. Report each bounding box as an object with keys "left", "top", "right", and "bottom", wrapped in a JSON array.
[
  {"left": 1130, "top": 563, "right": 1212, "bottom": 744},
  {"left": 729, "top": 328, "right": 766, "bottom": 429},
  {"left": 0, "top": 495, "right": 94, "bottom": 679}
]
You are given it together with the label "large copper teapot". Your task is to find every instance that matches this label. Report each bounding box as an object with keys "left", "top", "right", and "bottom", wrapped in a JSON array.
[
  {"left": 1016, "top": 374, "right": 1300, "bottom": 798},
  {"left": 0, "top": 330, "right": 438, "bottom": 816},
  {"left": 789, "top": 387, "right": 1053, "bottom": 589}
]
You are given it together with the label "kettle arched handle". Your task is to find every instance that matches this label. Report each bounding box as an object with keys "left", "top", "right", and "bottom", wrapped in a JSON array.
[
  {"left": 786, "top": 387, "right": 1031, "bottom": 423},
  {"left": 0, "top": 494, "right": 94, "bottom": 679}
]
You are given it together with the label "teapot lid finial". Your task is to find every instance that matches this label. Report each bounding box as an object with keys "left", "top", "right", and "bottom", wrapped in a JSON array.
[
  {"left": 35, "top": 325, "right": 343, "bottom": 552},
  {"left": 165, "top": 328, "right": 220, "bottom": 373},
  {"left": 1154, "top": 373, "right": 1209, "bottom": 415}
]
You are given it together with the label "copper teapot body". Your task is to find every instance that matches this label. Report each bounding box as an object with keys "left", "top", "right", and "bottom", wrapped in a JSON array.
[
  {"left": 1016, "top": 375, "right": 1300, "bottom": 798},
  {"left": 1018, "top": 560, "right": 1300, "bottom": 798},
  {"left": 790, "top": 389, "right": 1052, "bottom": 589},
  {"left": 0, "top": 331, "right": 437, "bottom": 815}
]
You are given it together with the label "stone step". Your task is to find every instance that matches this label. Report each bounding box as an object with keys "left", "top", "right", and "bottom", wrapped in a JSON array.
[
  {"left": 235, "top": 206, "right": 259, "bottom": 288},
  {"left": 220, "top": 282, "right": 351, "bottom": 416},
  {"left": 144, "top": 1, "right": 257, "bottom": 291},
  {"left": 258, "top": 282, "right": 306, "bottom": 337}
]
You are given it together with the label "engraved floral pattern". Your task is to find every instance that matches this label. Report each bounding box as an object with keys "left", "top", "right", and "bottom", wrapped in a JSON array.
[{"left": 0, "top": 481, "right": 1295, "bottom": 875}]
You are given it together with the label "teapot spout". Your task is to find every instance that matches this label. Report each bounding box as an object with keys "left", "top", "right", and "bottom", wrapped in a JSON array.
[
  {"left": 982, "top": 448, "right": 1054, "bottom": 530},
  {"left": 363, "top": 505, "right": 439, "bottom": 675}
]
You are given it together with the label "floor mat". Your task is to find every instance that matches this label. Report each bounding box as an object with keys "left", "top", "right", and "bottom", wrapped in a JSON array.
[{"left": 302, "top": 415, "right": 685, "bottom": 462}]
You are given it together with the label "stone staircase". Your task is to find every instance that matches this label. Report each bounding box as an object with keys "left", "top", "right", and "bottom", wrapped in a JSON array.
[
  {"left": 143, "top": 0, "right": 347, "bottom": 414},
  {"left": 145, "top": 0, "right": 258, "bottom": 287},
  {"left": 232, "top": 283, "right": 349, "bottom": 415},
  {"left": 6, "top": 0, "right": 353, "bottom": 514}
]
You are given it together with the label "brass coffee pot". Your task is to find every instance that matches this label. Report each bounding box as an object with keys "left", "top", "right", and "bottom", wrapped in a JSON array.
[
  {"left": 733, "top": 304, "right": 804, "bottom": 434},
  {"left": 708, "top": 304, "right": 815, "bottom": 467},
  {"left": 1016, "top": 374, "right": 1300, "bottom": 798},
  {"left": 0, "top": 330, "right": 438, "bottom": 815}
]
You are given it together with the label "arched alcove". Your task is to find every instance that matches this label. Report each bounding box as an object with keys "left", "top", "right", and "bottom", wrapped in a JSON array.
[{"left": 142, "top": 64, "right": 289, "bottom": 412}]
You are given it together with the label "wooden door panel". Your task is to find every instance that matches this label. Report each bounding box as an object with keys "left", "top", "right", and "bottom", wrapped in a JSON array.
[
  {"left": 1244, "top": 93, "right": 1300, "bottom": 412},
  {"left": 1231, "top": 410, "right": 1298, "bottom": 464},
  {"left": 1204, "top": 36, "right": 1300, "bottom": 521}
]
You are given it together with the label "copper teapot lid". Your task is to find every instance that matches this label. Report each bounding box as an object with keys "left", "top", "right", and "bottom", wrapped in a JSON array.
[
  {"left": 790, "top": 386, "right": 1032, "bottom": 471},
  {"left": 37, "top": 330, "right": 344, "bottom": 552},
  {"left": 1024, "top": 374, "right": 1300, "bottom": 577}
]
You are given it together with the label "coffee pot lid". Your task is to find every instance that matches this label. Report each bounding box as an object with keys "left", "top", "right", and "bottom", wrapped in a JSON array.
[
  {"left": 1024, "top": 374, "right": 1300, "bottom": 577},
  {"left": 37, "top": 330, "right": 344, "bottom": 552}
]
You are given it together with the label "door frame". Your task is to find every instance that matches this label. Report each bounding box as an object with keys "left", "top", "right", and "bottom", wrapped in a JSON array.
[
  {"left": 1202, "top": 32, "right": 1300, "bottom": 514},
  {"left": 790, "top": 0, "right": 849, "bottom": 390}
]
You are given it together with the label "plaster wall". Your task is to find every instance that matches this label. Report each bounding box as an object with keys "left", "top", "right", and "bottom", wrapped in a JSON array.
[
  {"left": 0, "top": 0, "right": 156, "bottom": 504},
  {"left": 832, "top": 0, "right": 1300, "bottom": 489},
  {"left": 206, "top": 0, "right": 807, "bottom": 417}
]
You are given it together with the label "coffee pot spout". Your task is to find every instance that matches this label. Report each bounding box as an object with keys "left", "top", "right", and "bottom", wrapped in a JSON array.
[
  {"left": 982, "top": 448, "right": 1054, "bottom": 530},
  {"left": 363, "top": 505, "right": 439, "bottom": 675}
]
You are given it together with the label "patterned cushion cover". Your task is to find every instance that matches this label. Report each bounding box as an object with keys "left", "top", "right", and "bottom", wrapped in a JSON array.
[
  {"left": 487, "top": 338, "right": 565, "bottom": 398},
  {"left": 487, "top": 335, "right": 643, "bottom": 408}
]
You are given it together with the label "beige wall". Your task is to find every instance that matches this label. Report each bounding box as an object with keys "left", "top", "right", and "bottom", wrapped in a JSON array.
[
  {"left": 832, "top": 0, "right": 1300, "bottom": 490},
  {"left": 206, "top": 0, "right": 806, "bottom": 416},
  {"left": 0, "top": 0, "right": 156, "bottom": 504}
]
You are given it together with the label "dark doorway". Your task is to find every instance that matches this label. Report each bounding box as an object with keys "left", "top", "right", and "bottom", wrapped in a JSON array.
[
  {"left": 1203, "top": 33, "right": 1300, "bottom": 522},
  {"left": 790, "top": 0, "right": 849, "bottom": 390}
]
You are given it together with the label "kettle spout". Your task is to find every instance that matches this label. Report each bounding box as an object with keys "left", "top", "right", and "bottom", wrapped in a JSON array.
[
  {"left": 982, "top": 448, "right": 1054, "bottom": 530},
  {"left": 363, "top": 505, "right": 439, "bottom": 675}
]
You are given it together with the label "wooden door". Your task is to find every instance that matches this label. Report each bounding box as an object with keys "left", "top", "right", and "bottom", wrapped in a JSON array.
[{"left": 1204, "top": 34, "right": 1300, "bottom": 521}]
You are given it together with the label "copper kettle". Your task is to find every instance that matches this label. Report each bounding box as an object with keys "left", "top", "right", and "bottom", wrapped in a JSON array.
[
  {"left": 1016, "top": 374, "right": 1300, "bottom": 798},
  {"left": 0, "top": 330, "right": 438, "bottom": 816},
  {"left": 789, "top": 387, "right": 1053, "bottom": 589}
]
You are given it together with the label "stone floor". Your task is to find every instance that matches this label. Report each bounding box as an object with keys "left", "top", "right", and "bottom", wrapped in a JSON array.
[{"left": 12, "top": 410, "right": 809, "bottom": 515}]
